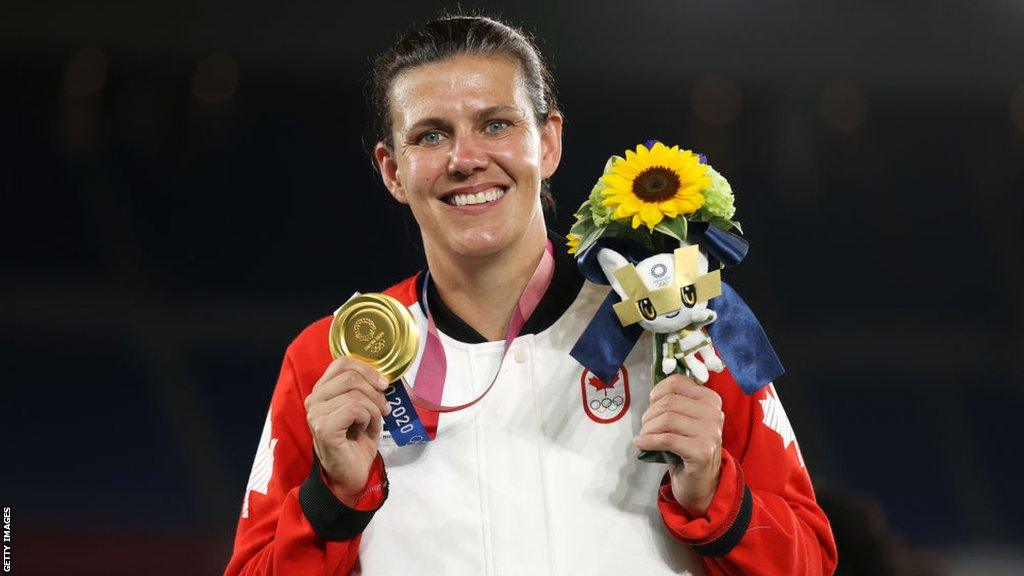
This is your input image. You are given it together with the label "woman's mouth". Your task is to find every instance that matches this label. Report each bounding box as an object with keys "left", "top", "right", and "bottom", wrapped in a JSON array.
[{"left": 443, "top": 186, "right": 506, "bottom": 206}]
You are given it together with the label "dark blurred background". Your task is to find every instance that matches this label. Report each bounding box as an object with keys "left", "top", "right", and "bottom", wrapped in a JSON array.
[{"left": 2, "top": 1, "right": 1022, "bottom": 574}]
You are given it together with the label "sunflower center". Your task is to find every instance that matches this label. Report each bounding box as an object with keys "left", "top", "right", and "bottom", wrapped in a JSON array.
[{"left": 632, "top": 167, "right": 681, "bottom": 202}]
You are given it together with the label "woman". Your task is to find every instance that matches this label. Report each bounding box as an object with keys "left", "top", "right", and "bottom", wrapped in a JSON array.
[{"left": 225, "top": 14, "right": 836, "bottom": 576}]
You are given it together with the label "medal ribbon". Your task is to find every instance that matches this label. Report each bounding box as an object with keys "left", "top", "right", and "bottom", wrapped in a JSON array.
[{"left": 382, "top": 239, "right": 556, "bottom": 446}]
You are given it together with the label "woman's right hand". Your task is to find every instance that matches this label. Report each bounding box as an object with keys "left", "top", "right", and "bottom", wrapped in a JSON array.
[{"left": 304, "top": 356, "right": 391, "bottom": 507}]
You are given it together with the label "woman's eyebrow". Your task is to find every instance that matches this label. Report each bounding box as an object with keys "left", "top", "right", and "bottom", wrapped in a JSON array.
[
  {"left": 405, "top": 116, "right": 453, "bottom": 135},
  {"left": 472, "top": 105, "right": 522, "bottom": 120},
  {"left": 404, "top": 105, "right": 524, "bottom": 135}
]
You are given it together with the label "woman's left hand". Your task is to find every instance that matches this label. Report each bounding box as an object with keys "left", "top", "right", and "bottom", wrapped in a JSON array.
[{"left": 634, "top": 374, "right": 724, "bottom": 516}]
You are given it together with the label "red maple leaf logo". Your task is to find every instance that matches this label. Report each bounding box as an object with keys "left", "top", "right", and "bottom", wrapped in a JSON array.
[{"left": 587, "top": 372, "right": 620, "bottom": 394}]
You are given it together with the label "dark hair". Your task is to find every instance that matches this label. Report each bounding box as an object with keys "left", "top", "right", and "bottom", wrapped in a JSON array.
[{"left": 366, "top": 13, "right": 561, "bottom": 213}]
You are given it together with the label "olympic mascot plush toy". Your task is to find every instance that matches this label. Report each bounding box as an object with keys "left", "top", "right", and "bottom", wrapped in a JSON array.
[
  {"left": 567, "top": 141, "right": 784, "bottom": 463},
  {"left": 595, "top": 243, "right": 724, "bottom": 383}
]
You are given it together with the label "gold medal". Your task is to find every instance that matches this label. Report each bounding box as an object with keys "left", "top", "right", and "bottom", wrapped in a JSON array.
[{"left": 329, "top": 293, "right": 420, "bottom": 383}]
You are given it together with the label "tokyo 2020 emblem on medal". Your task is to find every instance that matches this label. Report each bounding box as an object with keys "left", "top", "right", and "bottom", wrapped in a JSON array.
[{"left": 329, "top": 293, "right": 420, "bottom": 383}]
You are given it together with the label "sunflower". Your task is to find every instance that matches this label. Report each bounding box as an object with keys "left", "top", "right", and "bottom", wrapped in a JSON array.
[
  {"left": 566, "top": 233, "right": 581, "bottom": 254},
  {"left": 600, "top": 142, "right": 710, "bottom": 230}
]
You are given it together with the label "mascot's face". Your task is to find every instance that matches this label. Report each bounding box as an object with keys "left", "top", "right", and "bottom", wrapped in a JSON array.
[{"left": 597, "top": 243, "right": 720, "bottom": 333}]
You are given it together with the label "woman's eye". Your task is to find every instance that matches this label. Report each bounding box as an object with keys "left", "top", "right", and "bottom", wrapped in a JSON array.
[
  {"left": 485, "top": 120, "right": 510, "bottom": 134},
  {"left": 417, "top": 131, "right": 445, "bottom": 145}
]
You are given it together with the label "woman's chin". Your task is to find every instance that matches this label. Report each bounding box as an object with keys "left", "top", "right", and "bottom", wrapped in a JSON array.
[{"left": 450, "top": 229, "right": 507, "bottom": 258}]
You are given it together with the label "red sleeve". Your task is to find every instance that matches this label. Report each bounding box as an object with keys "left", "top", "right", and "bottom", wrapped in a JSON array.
[
  {"left": 657, "top": 372, "right": 838, "bottom": 575},
  {"left": 223, "top": 318, "right": 388, "bottom": 576}
]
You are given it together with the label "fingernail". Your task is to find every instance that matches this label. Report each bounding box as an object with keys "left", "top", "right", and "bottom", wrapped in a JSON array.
[{"left": 379, "top": 377, "right": 390, "bottom": 389}]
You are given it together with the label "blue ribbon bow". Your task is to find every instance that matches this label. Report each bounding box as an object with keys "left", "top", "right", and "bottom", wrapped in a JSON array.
[{"left": 569, "top": 228, "right": 783, "bottom": 395}]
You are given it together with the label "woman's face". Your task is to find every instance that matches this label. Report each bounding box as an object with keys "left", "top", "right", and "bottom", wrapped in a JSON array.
[{"left": 375, "top": 53, "right": 562, "bottom": 259}]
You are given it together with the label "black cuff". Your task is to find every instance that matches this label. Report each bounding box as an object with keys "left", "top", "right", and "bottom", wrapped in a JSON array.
[
  {"left": 299, "top": 454, "right": 388, "bottom": 541},
  {"left": 691, "top": 484, "right": 753, "bottom": 557}
]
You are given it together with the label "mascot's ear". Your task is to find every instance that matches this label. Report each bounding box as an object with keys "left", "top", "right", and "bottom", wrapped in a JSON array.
[{"left": 596, "top": 248, "right": 630, "bottom": 300}]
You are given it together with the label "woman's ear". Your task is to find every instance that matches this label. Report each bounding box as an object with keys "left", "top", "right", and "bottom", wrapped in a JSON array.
[
  {"left": 539, "top": 111, "right": 563, "bottom": 180},
  {"left": 374, "top": 142, "right": 408, "bottom": 204}
]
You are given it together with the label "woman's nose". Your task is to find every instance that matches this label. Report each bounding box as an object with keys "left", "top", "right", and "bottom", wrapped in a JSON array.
[{"left": 447, "top": 134, "right": 489, "bottom": 176}]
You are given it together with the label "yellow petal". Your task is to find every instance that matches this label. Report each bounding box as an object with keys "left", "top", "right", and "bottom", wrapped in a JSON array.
[
  {"left": 601, "top": 173, "right": 632, "bottom": 191},
  {"left": 659, "top": 201, "right": 680, "bottom": 218},
  {"left": 636, "top": 144, "right": 651, "bottom": 163},
  {"left": 647, "top": 152, "right": 666, "bottom": 168},
  {"left": 678, "top": 183, "right": 701, "bottom": 196},
  {"left": 674, "top": 192, "right": 705, "bottom": 213},
  {"left": 631, "top": 213, "right": 643, "bottom": 228},
  {"left": 614, "top": 203, "right": 636, "bottom": 218},
  {"left": 640, "top": 204, "right": 663, "bottom": 228},
  {"left": 615, "top": 161, "right": 640, "bottom": 179}
]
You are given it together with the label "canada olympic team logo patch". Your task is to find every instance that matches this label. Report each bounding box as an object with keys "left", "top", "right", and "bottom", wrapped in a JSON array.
[{"left": 580, "top": 366, "right": 630, "bottom": 424}]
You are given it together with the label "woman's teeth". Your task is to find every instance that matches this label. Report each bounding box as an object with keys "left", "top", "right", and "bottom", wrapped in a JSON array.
[{"left": 449, "top": 187, "right": 505, "bottom": 206}]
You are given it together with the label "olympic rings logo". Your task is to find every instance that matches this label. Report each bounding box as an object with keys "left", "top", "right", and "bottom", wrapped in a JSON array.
[{"left": 589, "top": 395, "right": 625, "bottom": 413}]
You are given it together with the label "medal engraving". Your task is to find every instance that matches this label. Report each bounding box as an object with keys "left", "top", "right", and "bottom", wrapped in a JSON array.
[{"left": 330, "top": 293, "right": 419, "bottom": 383}]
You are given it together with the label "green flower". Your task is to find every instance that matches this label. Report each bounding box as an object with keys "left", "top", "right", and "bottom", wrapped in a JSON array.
[
  {"left": 699, "top": 167, "right": 736, "bottom": 221},
  {"left": 588, "top": 181, "right": 614, "bottom": 227},
  {"left": 584, "top": 155, "right": 621, "bottom": 228}
]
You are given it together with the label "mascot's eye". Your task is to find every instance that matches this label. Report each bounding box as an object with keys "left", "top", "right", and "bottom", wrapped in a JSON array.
[
  {"left": 680, "top": 285, "right": 697, "bottom": 308},
  {"left": 637, "top": 298, "right": 657, "bottom": 320}
]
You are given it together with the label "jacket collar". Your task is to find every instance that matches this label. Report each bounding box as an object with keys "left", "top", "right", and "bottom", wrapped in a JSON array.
[{"left": 415, "top": 230, "right": 584, "bottom": 344}]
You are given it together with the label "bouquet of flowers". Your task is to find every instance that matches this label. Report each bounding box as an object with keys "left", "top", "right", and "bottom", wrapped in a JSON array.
[
  {"left": 566, "top": 141, "right": 782, "bottom": 463},
  {"left": 567, "top": 141, "right": 741, "bottom": 257},
  {"left": 573, "top": 139, "right": 741, "bottom": 253}
]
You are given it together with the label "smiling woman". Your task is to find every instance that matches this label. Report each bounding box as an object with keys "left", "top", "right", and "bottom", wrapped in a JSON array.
[
  {"left": 374, "top": 53, "right": 562, "bottom": 265},
  {"left": 224, "top": 13, "right": 836, "bottom": 576},
  {"left": 365, "top": 17, "right": 565, "bottom": 342}
]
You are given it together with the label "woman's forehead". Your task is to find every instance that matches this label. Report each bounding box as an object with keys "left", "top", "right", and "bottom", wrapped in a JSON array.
[{"left": 389, "top": 54, "right": 529, "bottom": 128}]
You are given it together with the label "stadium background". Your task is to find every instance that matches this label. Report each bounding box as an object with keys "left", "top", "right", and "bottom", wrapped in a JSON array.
[{"left": 3, "top": 1, "right": 1022, "bottom": 574}]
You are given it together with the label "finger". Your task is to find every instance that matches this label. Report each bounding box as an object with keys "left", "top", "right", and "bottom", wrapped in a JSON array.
[
  {"left": 309, "top": 385, "right": 390, "bottom": 422},
  {"left": 639, "top": 411, "right": 718, "bottom": 440},
  {"left": 634, "top": 432, "right": 717, "bottom": 465},
  {"left": 641, "top": 394, "right": 722, "bottom": 426},
  {"left": 307, "top": 369, "right": 389, "bottom": 411},
  {"left": 327, "top": 390, "right": 386, "bottom": 429},
  {"left": 650, "top": 374, "right": 695, "bottom": 402},
  {"left": 633, "top": 431, "right": 696, "bottom": 456},
  {"left": 317, "top": 356, "right": 390, "bottom": 391},
  {"left": 650, "top": 374, "right": 701, "bottom": 403},
  {"left": 318, "top": 393, "right": 381, "bottom": 439},
  {"left": 651, "top": 376, "right": 723, "bottom": 409},
  {"left": 310, "top": 399, "right": 374, "bottom": 442}
]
